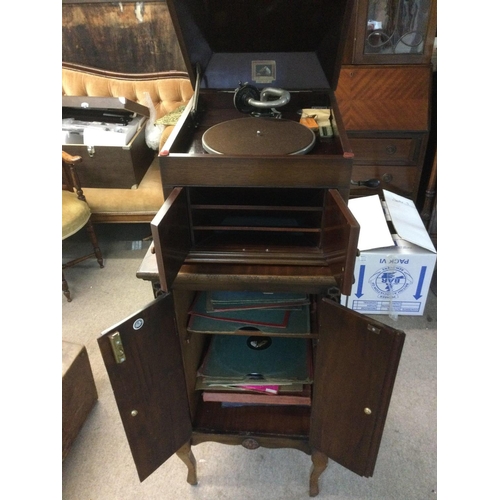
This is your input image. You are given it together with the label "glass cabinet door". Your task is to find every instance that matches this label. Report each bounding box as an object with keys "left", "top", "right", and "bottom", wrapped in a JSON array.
[{"left": 352, "top": 0, "right": 436, "bottom": 64}]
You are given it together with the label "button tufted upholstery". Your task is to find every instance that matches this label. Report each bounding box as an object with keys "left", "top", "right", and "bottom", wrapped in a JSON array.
[
  {"left": 62, "top": 63, "right": 194, "bottom": 222},
  {"left": 62, "top": 64, "right": 194, "bottom": 151}
]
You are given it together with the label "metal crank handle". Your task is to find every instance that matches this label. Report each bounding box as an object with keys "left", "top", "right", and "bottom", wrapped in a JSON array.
[{"left": 350, "top": 178, "right": 380, "bottom": 188}]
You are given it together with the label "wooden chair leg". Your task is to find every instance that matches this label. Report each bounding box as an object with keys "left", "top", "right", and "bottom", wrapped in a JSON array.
[
  {"left": 85, "top": 221, "right": 104, "bottom": 268},
  {"left": 62, "top": 271, "right": 72, "bottom": 302}
]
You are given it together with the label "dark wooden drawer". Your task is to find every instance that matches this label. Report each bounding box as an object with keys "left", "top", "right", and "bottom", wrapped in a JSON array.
[
  {"left": 350, "top": 165, "right": 419, "bottom": 201},
  {"left": 348, "top": 132, "right": 425, "bottom": 165}
]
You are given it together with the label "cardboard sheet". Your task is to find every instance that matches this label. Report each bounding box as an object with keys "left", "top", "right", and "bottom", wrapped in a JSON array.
[
  {"left": 383, "top": 190, "right": 436, "bottom": 253},
  {"left": 347, "top": 195, "right": 394, "bottom": 251}
]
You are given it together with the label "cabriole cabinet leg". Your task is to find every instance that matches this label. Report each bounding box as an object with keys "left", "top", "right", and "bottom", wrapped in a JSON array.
[
  {"left": 309, "top": 450, "right": 328, "bottom": 497},
  {"left": 176, "top": 441, "right": 198, "bottom": 485}
]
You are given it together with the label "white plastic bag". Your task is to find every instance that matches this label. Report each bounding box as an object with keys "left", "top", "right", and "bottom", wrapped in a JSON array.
[{"left": 143, "top": 92, "right": 165, "bottom": 150}]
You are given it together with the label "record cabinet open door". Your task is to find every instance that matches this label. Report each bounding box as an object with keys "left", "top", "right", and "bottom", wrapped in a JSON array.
[
  {"left": 98, "top": 293, "right": 192, "bottom": 481},
  {"left": 150, "top": 186, "right": 191, "bottom": 294},
  {"left": 310, "top": 298, "right": 405, "bottom": 477}
]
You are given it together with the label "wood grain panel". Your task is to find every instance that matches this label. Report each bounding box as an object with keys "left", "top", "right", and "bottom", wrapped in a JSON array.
[
  {"left": 348, "top": 101, "right": 429, "bottom": 130},
  {"left": 337, "top": 66, "right": 432, "bottom": 131},
  {"left": 346, "top": 67, "right": 430, "bottom": 100},
  {"left": 62, "top": 2, "right": 186, "bottom": 73}
]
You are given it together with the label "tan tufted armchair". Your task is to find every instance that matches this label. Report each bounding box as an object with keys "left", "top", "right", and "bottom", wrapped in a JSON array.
[{"left": 62, "top": 63, "right": 194, "bottom": 223}]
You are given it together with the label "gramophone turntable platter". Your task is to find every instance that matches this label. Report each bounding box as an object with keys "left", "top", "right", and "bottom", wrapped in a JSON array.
[{"left": 202, "top": 117, "right": 316, "bottom": 155}]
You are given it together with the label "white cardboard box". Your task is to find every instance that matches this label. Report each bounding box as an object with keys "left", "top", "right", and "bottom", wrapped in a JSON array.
[{"left": 341, "top": 190, "right": 437, "bottom": 316}]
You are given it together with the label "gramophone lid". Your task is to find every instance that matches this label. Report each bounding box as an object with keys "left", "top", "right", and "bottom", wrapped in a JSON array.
[{"left": 166, "top": 0, "right": 354, "bottom": 92}]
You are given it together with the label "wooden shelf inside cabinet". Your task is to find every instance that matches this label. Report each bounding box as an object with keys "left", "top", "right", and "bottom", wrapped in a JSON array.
[
  {"left": 187, "top": 329, "right": 319, "bottom": 341},
  {"left": 177, "top": 264, "right": 340, "bottom": 293},
  {"left": 137, "top": 241, "right": 347, "bottom": 298},
  {"left": 193, "top": 401, "right": 311, "bottom": 438},
  {"left": 152, "top": 187, "right": 359, "bottom": 296},
  {"left": 190, "top": 209, "right": 324, "bottom": 249},
  {"left": 138, "top": 254, "right": 346, "bottom": 296},
  {"left": 186, "top": 326, "right": 319, "bottom": 340}
]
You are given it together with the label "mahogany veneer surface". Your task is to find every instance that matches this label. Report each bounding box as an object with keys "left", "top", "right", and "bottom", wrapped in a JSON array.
[{"left": 337, "top": 66, "right": 431, "bottom": 131}]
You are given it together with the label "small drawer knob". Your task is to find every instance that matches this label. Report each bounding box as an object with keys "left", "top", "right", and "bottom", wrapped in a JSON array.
[
  {"left": 386, "top": 145, "right": 397, "bottom": 155},
  {"left": 382, "top": 173, "right": 393, "bottom": 183},
  {"left": 364, "top": 408, "right": 372, "bottom": 415}
]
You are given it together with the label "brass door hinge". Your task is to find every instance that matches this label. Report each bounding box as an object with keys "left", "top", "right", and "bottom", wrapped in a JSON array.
[{"left": 109, "top": 332, "right": 126, "bottom": 364}]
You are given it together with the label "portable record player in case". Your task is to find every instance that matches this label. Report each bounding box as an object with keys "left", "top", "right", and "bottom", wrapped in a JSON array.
[
  {"left": 98, "top": 1, "right": 406, "bottom": 496},
  {"left": 62, "top": 96, "right": 155, "bottom": 189}
]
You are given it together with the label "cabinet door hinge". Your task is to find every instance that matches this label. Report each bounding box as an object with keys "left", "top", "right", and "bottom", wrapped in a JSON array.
[
  {"left": 109, "top": 332, "right": 126, "bottom": 363},
  {"left": 366, "top": 324, "right": 381, "bottom": 335}
]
